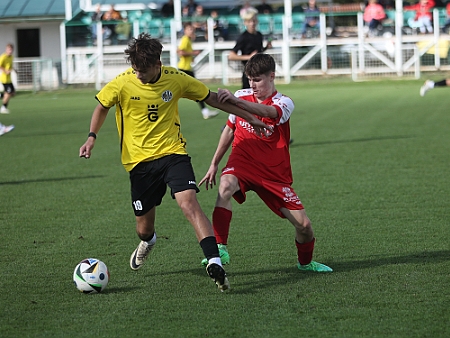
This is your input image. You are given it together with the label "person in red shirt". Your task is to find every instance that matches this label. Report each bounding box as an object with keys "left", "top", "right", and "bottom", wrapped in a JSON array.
[
  {"left": 199, "top": 53, "right": 332, "bottom": 273},
  {"left": 442, "top": 2, "right": 450, "bottom": 33},
  {"left": 404, "top": 0, "right": 435, "bottom": 33},
  {"left": 363, "top": 0, "right": 386, "bottom": 36}
]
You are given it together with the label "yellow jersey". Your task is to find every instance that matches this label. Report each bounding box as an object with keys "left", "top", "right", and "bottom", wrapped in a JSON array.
[
  {"left": 177, "top": 35, "right": 193, "bottom": 71},
  {"left": 0, "top": 53, "right": 13, "bottom": 84},
  {"left": 96, "top": 66, "right": 210, "bottom": 171}
]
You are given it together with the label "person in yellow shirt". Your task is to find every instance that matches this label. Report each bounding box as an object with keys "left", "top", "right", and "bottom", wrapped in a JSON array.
[
  {"left": 177, "top": 22, "right": 219, "bottom": 119},
  {"left": 0, "top": 43, "right": 15, "bottom": 114},
  {"left": 79, "top": 33, "right": 271, "bottom": 292}
]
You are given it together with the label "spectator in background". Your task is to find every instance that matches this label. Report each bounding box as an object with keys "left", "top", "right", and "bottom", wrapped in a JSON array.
[
  {"left": 192, "top": 5, "right": 208, "bottom": 39},
  {"left": 363, "top": 0, "right": 386, "bottom": 37},
  {"left": 240, "top": 1, "right": 257, "bottom": 19},
  {"left": 115, "top": 15, "right": 132, "bottom": 43},
  {"left": 0, "top": 43, "right": 15, "bottom": 114},
  {"left": 404, "top": 0, "right": 435, "bottom": 34},
  {"left": 442, "top": 1, "right": 450, "bottom": 33},
  {"left": 185, "top": 0, "right": 198, "bottom": 16},
  {"left": 161, "top": 0, "right": 174, "bottom": 18},
  {"left": 102, "top": 4, "right": 122, "bottom": 22},
  {"left": 229, "top": 7, "right": 272, "bottom": 89},
  {"left": 378, "top": 0, "right": 394, "bottom": 9},
  {"left": 177, "top": 22, "right": 220, "bottom": 119},
  {"left": 192, "top": 4, "right": 206, "bottom": 19},
  {"left": 256, "top": 0, "right": 274, "bottom": 14},
  {"left": 91, "top": 4, "right": 103, "bottom": 22},
  {"left": 210, "top": 10, "right": 229, "bottom": 41},
  {"left": 102, "top": 4, "right": 123, "bottom": 44},
  {"left": 90, "top": 4, "right": 107, "bottom": 42},
  {"left": 301, "top": 0, "right": 320, "bottom": 39},
  {"left": 182, "top": 5, "right": 190, "bottom": 18}
]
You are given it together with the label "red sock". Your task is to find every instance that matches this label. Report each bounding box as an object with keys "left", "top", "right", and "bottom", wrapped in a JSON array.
[
  {"left": 212, "top": 207, "right": 232, "bottom": 245},
  {"left": 296, "top": 238, "right": 315, "bottom": 265}
]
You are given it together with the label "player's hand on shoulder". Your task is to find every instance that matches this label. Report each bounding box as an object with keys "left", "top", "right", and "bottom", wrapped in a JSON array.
[{"left": 217, "top": 88, "right": 235, "bottom": 104}]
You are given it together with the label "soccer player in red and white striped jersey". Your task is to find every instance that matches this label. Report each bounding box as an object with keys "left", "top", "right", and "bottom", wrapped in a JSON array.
[{"left": 200, "top": 53, "right": 332, "bottom": 273}]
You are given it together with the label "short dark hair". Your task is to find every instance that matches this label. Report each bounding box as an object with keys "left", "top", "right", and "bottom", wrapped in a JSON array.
[
  {"left": 183, "top": 22, "right": 193, "bottom": 29},
  {"left": 244, "top": 53, "right": 275, "bottom": 78},
  {"left": 125, "top": 33, "right": 163, "bottom": 70}
]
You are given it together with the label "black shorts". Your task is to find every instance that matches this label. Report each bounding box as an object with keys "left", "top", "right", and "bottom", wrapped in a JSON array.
[
  {"left": 2, "top": 83, "right": 15, "bottom": 94},
  {"left": 129, "top": 154, "right": 199, "bottom": 216}
]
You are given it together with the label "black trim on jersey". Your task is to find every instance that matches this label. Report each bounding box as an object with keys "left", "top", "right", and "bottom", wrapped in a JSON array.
[
  {"left": 198, "top": 90, "right": 211, "bottom": 103},
  {"left": 95, "top": 96, "right": 112, "bottom": 109},
  {"left": 175, "top": 122, "right": 186, "bottom": 148},
  {"left": 119, "top": 103, "right": 124, "bottom": 152}
]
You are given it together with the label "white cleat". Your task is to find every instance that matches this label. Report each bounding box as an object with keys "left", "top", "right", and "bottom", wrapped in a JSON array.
[
  {"left": 202, "top": 108, "right": 220, "bottom": 120},
  {"left": 130, "top": 240, "right": 155, "bottom": 270},
  {"left": 420, "top": 80, "right": 434, "bottom": 97},
  {"left": 0, "top": 124, "right": 14, "bottom": 136}
]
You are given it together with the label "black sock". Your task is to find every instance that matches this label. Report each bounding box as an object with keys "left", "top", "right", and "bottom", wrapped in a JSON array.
[
  {"left": 435, "top": 80, "right": 447, "bottom": 87},
  {"left": 200, "top": 236, "right": 219, "bottom": 260},
  {"left": 139, "top": 232, "right": 155, "bottom": 242}
]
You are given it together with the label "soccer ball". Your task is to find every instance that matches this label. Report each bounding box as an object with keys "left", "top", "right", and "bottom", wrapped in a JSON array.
[{"left": 73, "top": 258, "right": 109, "bottom": 294}]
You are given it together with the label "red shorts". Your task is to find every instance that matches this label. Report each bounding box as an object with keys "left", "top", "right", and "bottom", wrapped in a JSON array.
[{"left": 221, "top": 164, "right": 304, "bottom": 218}]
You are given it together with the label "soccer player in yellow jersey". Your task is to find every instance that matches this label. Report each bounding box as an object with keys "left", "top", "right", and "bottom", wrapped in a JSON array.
[
  {"left": 0, "top": 43, "right": 15, "bottom": 114},
  {"left": 178, "top": 22, "right": 219, "bottom": 119},
  {"left": 79, "top": 33, "right": 270, "bottom": 292}
]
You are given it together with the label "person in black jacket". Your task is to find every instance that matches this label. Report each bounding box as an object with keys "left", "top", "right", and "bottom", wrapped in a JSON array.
[{"left": 228, "top": 8, "right": 272, "bottom": 89}]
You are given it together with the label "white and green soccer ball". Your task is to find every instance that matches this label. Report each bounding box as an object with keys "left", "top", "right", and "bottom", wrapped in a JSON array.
[{"left": 73, "top": 258, "right": 109, "bottom": 294}]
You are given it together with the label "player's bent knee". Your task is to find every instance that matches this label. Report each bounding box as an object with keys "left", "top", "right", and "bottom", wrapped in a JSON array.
[
  {"left": 218, "top": 180, "right": 238, "bottom": 199},
  {"left": 294, "top": 218, "right": 311, "bottom": 232}
]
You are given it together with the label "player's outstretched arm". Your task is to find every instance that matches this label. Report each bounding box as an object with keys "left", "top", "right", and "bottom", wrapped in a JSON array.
[
  {"left": 199, "top": 125, "right": 234, "bottom": 190},
  {"left": 79, "top": 103, "right": 110, "bottom": 159},
  {"left": 228, "top": 50, "right": 257, "bottom": 61},
  {"left": 217, "top": 88, "right": 278, "bottom": 118},
  {"left": 205, "top": 92, "right": 272, "bottom": 137}
]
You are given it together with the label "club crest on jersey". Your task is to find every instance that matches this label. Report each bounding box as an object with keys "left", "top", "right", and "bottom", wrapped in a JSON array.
[
  {"left": 162, "top": 90, "right": 173, "bottom": 102},
  {"left": 282, "top": 187, "right": 302, "bottom": 205}
]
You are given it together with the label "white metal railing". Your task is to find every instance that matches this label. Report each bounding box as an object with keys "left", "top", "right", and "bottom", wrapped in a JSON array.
[
  {"left": 12, "top": 59, "right": 58, "bottom": 92},
  {"left": 20, "top": 8, "right": 450, "bottom": 90},
  {"left": 351, "top": 44, "right": 420, "bottom": 81}
]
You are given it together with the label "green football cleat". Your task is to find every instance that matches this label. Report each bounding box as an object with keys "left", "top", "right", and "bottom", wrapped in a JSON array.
[
  {"left": 201, "top": 244, "right": 230, "bottom": 267},
  {"left": 297, "top": 261, "right": 333, "bottom": 272}
]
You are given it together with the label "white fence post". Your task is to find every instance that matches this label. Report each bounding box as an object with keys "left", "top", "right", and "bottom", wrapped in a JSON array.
[{"left": 282, "top": 15, "right": 291, "bottom": 84}]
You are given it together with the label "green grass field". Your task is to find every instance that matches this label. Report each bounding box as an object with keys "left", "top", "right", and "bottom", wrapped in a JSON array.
[{"left": 0, "top": 79, "right": 449, "bottom": 337}]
